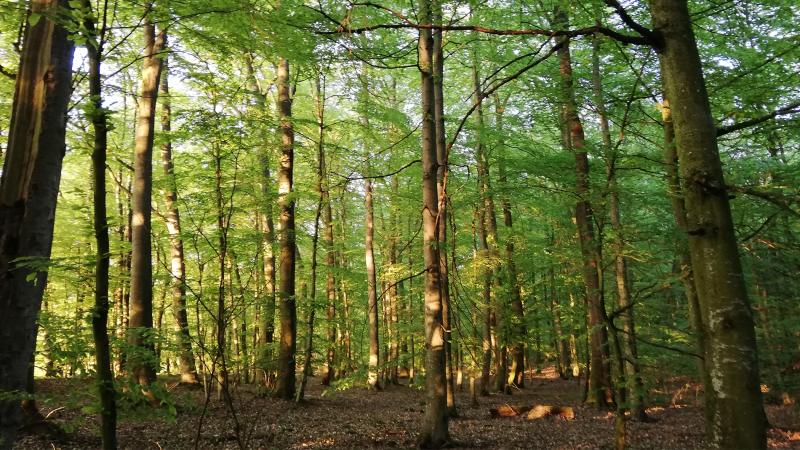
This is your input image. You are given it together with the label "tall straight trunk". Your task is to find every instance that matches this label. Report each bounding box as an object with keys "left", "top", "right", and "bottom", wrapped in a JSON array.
[
  {"left": 661, "top": 100, "right": 707, "bottom": 380},
  {"left": 359, "top": 71, "right": 381, "bottom": 391},
  {"left": 84, "top": 2, "right": 117, "bottom": 446},
  {"left": 388, "top": 176, "right": 401, "bottom": 384},
  {"left": 650, "top": 2, "right": 767, "bottom": 447},
  {"left": 159, "top": 58, "right": 198, "bottom": 385},
  {"left": 364, "top": 173, "right": 381, "bottom": 389},
  {"left": 418, "top": 0, "right": 449, "bottom": 445},
  {"left": 317, "top": 72, "right": 337, "bottom": 387},
  {"left": 549, "top": 266, "right": 570, "bottom": 378},
  {"left": 275, "top": 57, "right": 297, "bottom": 400},
  {"left": 432, "top": 0, "right": 456, "bottom": 415},
  {"left": 129, "top": 12, "right": 165, "bottom": 389},
  {"left": 590, "top": 33, "right": 645, "bottom": 419},
  {"left": 0, "top": 1, "right": 74, "bottom": 446},
  {"left": 471, "top": 47, "right": 494, "bottom": 397},
  {"left": 213, "top": 143, "right": 230, "bottom": 399},
  {"left": 244, "top": 57, "right": 277, "bottom": 376},
  {"left": 554, "top": 9, "right": 612, "bottom": 407},
  {"left": 494, "top": 94, "right": 526, "bottom": 388}
]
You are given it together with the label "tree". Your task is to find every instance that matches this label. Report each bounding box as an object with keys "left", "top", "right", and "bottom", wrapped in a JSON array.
[
  {"left": 159, "top": 57, "right": 199, "bottom": 385},
  {"left": 649, "top": 0, "right": 767, "bottom": 447},
  {"left": 418, "top": 0, "right": 449, "bottom": 445},
  {"left": 554, "top": 7, "right": 613, "bottom": 408},
  {"left": 0, "top": 1, "right": 74, "bottom": 447},
  {"left": 83, "top": 0, "right": 117, "bottom": 446},
  {"left": 275, "top": 57, "right": 297, "bottom": 400},
  {"left": 128, "top": 8, "right": 165, "bottom": 392}
]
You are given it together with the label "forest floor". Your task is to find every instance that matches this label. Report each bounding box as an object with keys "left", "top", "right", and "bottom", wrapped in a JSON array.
[{"left": 14, "top": 367, "right": 800, "bottom": 449}]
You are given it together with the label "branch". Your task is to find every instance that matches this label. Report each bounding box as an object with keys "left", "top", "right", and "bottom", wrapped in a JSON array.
[
  {"left": 603, "top": 0, "right": 659, "bottom": 46},
  {"left": 314, "top": 16, "right": 653, "bottom": 46},
  {"left": 0, "top": 63, "right": 15, "bottom": 79},
  {"left": 333, "top": 159, "right": 421, "bottom": 182},
  {"left": 728, "top": 185, "right": 800, "bottom": 217},
  {"left": 717, "top": 100, "right": 800, "bottom": 137}
]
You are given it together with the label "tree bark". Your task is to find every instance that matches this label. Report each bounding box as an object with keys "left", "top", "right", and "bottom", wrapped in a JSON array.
[
  {"left": 128, "top": 11, "right": 165, "bottom": 390},
  {"left": 275, "top": 57, "right": 297, "bottom": 400},
  {"left": 494, "top": 94, "right": 526, "bottom": 389},
  {"left": 0, "top": 1, "right": 74, "bottom": 446},
  {"left": 650, "top": 1, "right": 767, "bottom": 447},
  {"left": 590, "top": 32, "right": 646, "bottom": 419},
  {"left": 432, "top": 0, "right": 457, "bottom": 415},
  {"left": 159, "top": 58, "right": 199, "bottom": 385},
  {"left": 554, "top": 8, "right": 612, "bottom": 407},
  {"left": 418, "top": 0, "right": 450, "bottom": 445},
  {"left": 84, "top": 1, "right": 118, "bottom": 445}
]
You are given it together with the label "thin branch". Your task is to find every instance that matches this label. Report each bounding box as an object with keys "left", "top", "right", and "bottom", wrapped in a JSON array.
[
  {"left": 0, "top": 63, "right": 16, "bottom": 79},
  {"left": 717, "top": 100, "right": 800, "bottom": 136}
]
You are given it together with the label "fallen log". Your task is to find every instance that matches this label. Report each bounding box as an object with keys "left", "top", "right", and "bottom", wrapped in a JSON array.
[{"left": 489, "top": 404, "right": 575, "bottom": 420}]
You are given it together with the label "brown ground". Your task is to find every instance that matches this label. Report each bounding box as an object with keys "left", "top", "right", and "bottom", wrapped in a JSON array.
[{"left": 14, "top": 367, "right": 800, "bottom": 449}]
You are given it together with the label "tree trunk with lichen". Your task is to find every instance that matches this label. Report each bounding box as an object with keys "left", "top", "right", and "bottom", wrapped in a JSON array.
[{"left": 650, "top": 1, "right": 767, "bottom": 447}]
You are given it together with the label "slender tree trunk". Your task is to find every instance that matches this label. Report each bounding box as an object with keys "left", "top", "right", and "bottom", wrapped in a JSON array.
[
  {"left": 418, "top": 0, "right": 449, "bottom": 445},
  {"left": 650, "top": 2, "right": 767, "bottom": 447},
  {"left": 388, "top": 176, "right": 401, "bottom": 385},
  {"left": 316, "top": 72, "right": 337, "bottom": 387},
  {"left": 84, "top": 2, "right": 117, "bottom": 445},
  {"left": 591, "top": 32, "right": 646, "bottom": 419},
  {"left": 554, "top": 8, "right": 612, "bottom": 407},
  {"left": 275, "top": 57, "right": 297, "bottom": 400},
  {"left": 159, "top": 58, "right": 199, "bottom": 385},
  {"left": 0, "top": 1, "right": 74, "bottom": 446},
  {"left": 364, "top": 172, "right": 381, "bottom": 389},
  {"left": 128, "top": 12, "right": 165, "bottom": 390},
  {"left": 494, "top": 94, "right": 526, "bottom": 388},
  {"left": 661, "top": 100, "right": 707, "bottom": 382}
]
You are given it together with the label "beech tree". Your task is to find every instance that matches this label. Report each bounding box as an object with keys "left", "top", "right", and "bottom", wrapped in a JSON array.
[{"left": 0, "top": 1, "right": 74, "bottom": 447}]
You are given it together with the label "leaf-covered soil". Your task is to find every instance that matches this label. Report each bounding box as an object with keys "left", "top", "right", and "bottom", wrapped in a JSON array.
[{"left": 15, "top": 367, "right": 800, "bottom": 449}]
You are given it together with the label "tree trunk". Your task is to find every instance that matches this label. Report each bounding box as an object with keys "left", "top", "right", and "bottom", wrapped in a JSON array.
[
  {"left": 128, "top": 12, "right": 165, "bottom": 391},
  {"left": 554, "top": 8, "right": 612, "bottom": 407},
  {"left": 590, "top": 32, "right": 646, "bottom": 420},
  {"left": 0, "top": 1, "right": 74, "bottom": 446},
  {"left": 418, "top": 0, "right": 449, "bottom": 445},
  {"left": 494, "top": 94, "right": 526, "bottom": 389},
  {"left": 661, "top": 100, "right": 707, "bottom": 382},
  {"left": 317, "top": 72, "right": 337, "bottom": 387},
  {"left": 159, "top": 58, "right": 199, "bottom": 385},
  {"left": 83, "top": 3, "right": 117, "bottom": 446},
  {"left": 650, "top": 1, "right": 767, "bottom": 447},
  {"left": 275, "top": 57, "right": 297, "bottom": 400},
  {"left": 431, "top": 1, "right": 457, "bottom": 415}
]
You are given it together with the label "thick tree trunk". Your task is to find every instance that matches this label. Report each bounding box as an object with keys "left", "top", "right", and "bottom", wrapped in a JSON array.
[
  {"left": 128, "top": 13, "right": 165, "bottom": 390},
  {"left": 275, "top": 57, "right": 297, "bottom": 400},
  {"left": 554, "top": 9, "right": 612, "bottom": 407},
  {"left": 650, "top": 1, "right": 767, "bottom": 447},
  {"left": 159, "top": 58, "right": 199, "bottom": 385},
  {"left": 0, "top": 1, "right": 74, "bottom": 446},
  {"left": 84, "top": 3, "right": 118, "bottom": 446},
  {"left": 418, "top": 0, "right": 449, "bottom": 445}
]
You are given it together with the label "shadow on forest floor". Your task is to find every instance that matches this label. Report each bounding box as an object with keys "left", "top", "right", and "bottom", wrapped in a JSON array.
[{"left": 14, "top": 367, "right": 800, "bottom": 449}]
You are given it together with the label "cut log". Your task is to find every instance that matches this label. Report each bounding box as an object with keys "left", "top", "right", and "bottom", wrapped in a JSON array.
[{"left": 526, "top": 405, "right": 575, "bottom": 421}]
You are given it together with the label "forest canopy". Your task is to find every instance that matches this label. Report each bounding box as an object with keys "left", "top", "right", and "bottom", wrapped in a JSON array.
[{"left": 0, "top": 0, "right": 798, "bottom": 449}]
